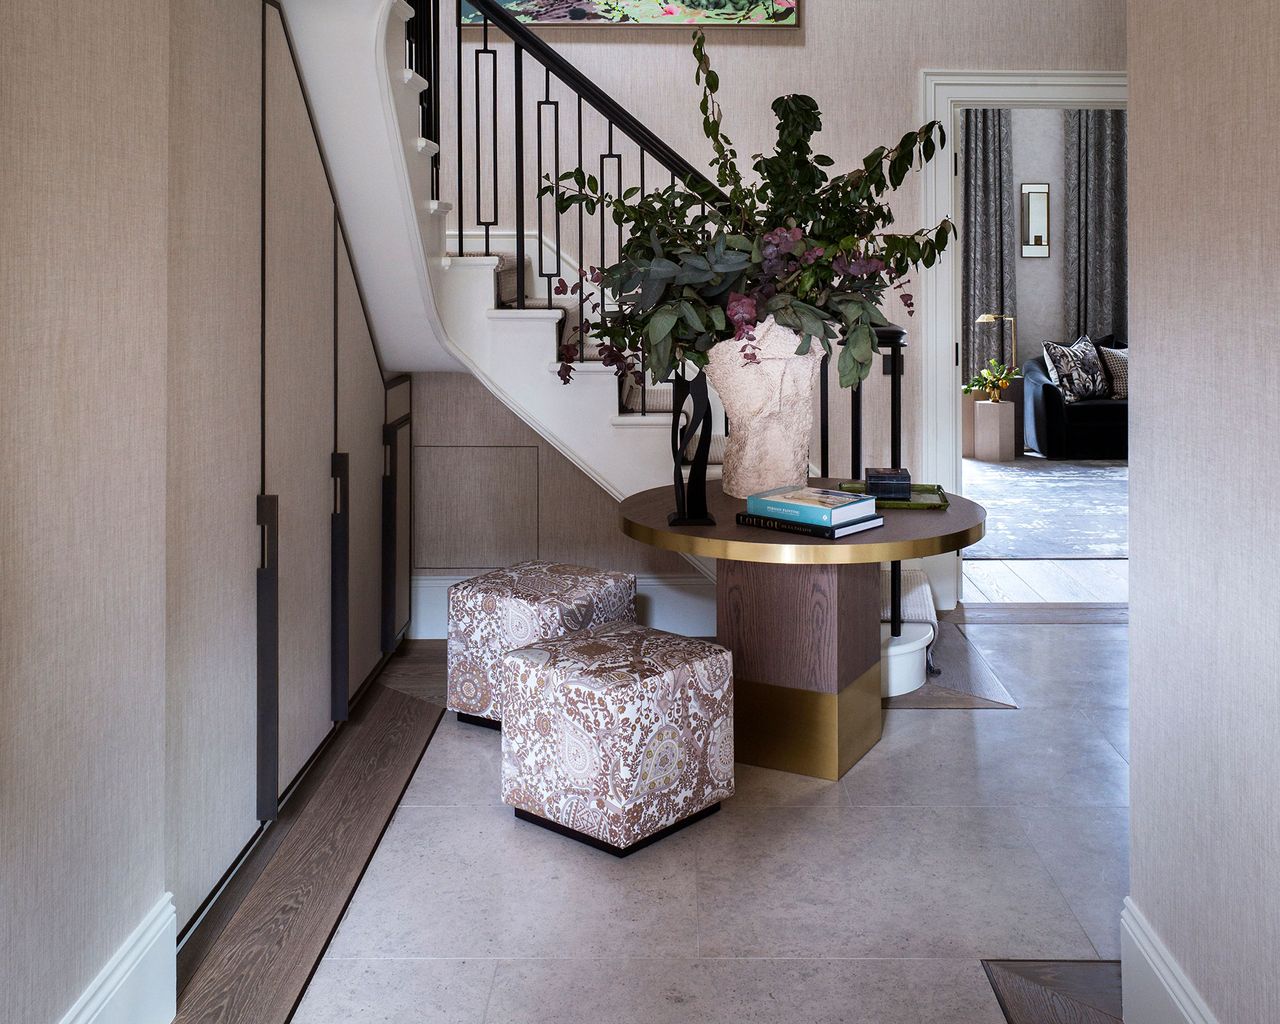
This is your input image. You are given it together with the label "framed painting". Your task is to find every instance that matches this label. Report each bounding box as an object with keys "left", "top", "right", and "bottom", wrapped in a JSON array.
[{"left": 460, "top": 0, "right": 798, "bottom": 28}]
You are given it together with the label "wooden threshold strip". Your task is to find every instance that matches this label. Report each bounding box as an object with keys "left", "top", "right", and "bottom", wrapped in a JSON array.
[
  {"left": 175, "top": 684, "right": 443, "bottom": 1024},
  {"left": 944, "top": 602, "right": 1129, "bottom": 625}
]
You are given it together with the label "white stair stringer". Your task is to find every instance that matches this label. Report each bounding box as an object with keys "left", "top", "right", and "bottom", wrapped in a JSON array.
[{"left": 277, "top": 0, "right": 459, "bottom": 372}]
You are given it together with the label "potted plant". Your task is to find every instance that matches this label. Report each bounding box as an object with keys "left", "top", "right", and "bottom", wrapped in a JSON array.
[
  {"left": 963, "top": 359, "right": 1023, "bottom": 403},
  {"left": 545, "top": 31, "right": 954, "bottom": 497}
]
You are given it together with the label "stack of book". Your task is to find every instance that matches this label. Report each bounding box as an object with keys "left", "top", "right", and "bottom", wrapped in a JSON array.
[{"left": 737, "top": 486, "right": 884, "bottom": 539}]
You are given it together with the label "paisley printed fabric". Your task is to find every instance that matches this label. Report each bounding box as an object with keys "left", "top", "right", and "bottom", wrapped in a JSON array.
[
  {"left": 1042, "top": 337, "right": 1110, "bottom": 403},
  {"left": 500, "top": 621, "right": 734, "bottom": 850},
  {"left": 447, "top": 561, "right": 637, "bottom": 722}
]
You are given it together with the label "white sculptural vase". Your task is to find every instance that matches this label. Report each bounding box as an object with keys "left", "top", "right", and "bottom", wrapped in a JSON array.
[{"left": 704, "top": 316, "right": 823, "bottom": 499}]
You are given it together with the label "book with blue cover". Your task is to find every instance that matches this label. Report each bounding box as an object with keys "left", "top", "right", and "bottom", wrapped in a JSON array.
[{"left": 745, "top": 486, "right": 877, "bottom": 527}]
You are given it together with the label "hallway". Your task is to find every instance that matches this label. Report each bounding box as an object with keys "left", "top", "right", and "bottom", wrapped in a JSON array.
[{"left": 292, "top": 621, "right": 1130, "bottom": 1022}]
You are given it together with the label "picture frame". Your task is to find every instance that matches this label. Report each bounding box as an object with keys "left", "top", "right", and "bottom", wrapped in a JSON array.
[{"left": 458, "top": 0, "right": 799, "bottom": 29}]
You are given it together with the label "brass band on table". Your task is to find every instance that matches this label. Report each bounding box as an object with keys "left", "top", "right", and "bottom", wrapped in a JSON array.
[{"left": 620, "top": 515, "right": 986, "bottom": 565}]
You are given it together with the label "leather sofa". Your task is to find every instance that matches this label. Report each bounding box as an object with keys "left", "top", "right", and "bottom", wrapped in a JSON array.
[{"left": 1023, "top": 347, "right": 1128, "bottom": 460}]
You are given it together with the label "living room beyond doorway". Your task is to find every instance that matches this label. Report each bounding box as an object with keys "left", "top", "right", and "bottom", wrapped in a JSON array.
[{"left": 957, "top": 105, "right": 1128, "bottom": 604}]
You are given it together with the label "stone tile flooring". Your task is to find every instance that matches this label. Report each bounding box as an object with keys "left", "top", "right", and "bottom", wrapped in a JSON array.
[{"left": 294, "top": 623, "right": 1130, "bottom": 1023}]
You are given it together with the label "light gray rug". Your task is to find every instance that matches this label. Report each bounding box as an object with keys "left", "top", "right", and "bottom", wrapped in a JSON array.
[{"left": 962, "top": 457, "right": 1128, "bottom": 559}]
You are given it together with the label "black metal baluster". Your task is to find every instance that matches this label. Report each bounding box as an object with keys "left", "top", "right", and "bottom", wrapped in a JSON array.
[
  {"left": 431, "top": 0, "right": 441, "bottom": 198},
  {"left": 819, "top": 354, "right": 829, "bottom": 477},
  {"left": 514, "top": 43, "right": 526, "bottom": 308},
  {"left": 537, "top": 67, "right": 561, "bottom": 310},
  {"left": 475, "top": 19, "right": 497, "bottom": 256},
  {"left": 454, "top": 0, "right": 464, "bottom": 253},
  {"left": 576, "top": 94, "right": 585, "bottom": 361}
]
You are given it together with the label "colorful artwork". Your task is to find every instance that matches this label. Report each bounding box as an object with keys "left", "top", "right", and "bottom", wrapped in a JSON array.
[{"left": 461, "top": 0, "right": 797, "bottom": 27}]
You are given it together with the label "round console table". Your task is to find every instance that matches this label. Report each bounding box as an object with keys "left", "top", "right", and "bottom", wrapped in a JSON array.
[{"left": 620, "top": 480, "right": 986, "bottom": 780}]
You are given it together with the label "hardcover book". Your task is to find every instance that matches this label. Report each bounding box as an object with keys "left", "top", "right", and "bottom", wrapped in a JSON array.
[
  {"left": 736, "top": 511, "right": 884, "bottom": 540},
  {"left": 745, "top": 486, "right": 877, "bottom": 527}
]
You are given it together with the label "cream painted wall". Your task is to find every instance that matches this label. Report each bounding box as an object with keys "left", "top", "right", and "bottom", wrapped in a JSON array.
[
  {"left": 1010, "top": 108, "right": 1068, "bottom": 352},
  {"left": 445, "top": 0, "right": 1125, "bottom": 478},
  {"left": 1128, "top": 1, "right": 1280, "bottom": 1021},
  {"left": 0, "top": 1, "right": 170, "bottom": 1021}
]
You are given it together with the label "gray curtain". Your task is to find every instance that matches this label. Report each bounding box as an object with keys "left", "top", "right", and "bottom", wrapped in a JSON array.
[
  {"left": 961, "top": 109, "right": 1017, "bottom": 379},
  {"left": 1065, "top": 110, "right": 1128, "bottom": 342}
]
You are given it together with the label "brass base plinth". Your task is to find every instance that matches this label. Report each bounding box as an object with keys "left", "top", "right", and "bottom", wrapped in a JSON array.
[{"left": 733, "top": 663, "right": 883, "bottom": 781}]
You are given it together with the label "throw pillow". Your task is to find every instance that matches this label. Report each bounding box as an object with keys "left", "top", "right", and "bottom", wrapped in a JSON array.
[
  {"left": 1098, "top": 346, "right": 1129, "bottom": 399},
  {"left": 1042, "top": 337, "right": 1110, "bottom": 403}
]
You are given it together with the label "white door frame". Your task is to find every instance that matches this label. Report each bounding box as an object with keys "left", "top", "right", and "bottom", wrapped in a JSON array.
[{"left": 918, "top": 70, "right": 1127, "bottom": 596}]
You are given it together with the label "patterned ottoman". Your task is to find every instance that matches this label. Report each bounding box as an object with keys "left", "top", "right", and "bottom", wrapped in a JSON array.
[
  {"left": 500, "top": 621, "right": 734, "bottom": 855},
  {"left": 447, "top": 561, "right": 636, "bottom": 725}
]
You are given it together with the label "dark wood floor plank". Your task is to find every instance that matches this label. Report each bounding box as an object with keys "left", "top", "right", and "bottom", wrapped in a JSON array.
[
  {"left": 175, "top": 685, "right": 442, "bottom": 1024},
  {"left": 985, "top": 960, "right": 1123, "bottom": 1024}
]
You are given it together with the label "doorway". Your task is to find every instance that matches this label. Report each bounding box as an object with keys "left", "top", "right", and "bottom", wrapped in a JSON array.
[{"left": 918, "top": 72, "right": 1129, "bottom": 606}]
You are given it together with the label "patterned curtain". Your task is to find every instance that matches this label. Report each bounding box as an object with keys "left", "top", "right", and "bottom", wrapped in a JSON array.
[
  {"left": 1065, "top": 110, "right": 1128, "bottom": 343},
  {"left": 961, "top": 109, "right": 1017, "bottom": 379}
]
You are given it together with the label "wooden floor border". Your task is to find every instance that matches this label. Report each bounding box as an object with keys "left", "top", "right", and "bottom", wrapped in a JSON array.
[
  {"left": 174, "top": 684, "right": 443, "bottom": 1024},
  {"left": 945, "top": 602, "right": 1129, "bottom": 625},
  {"left": 984, "top": 960, "right": 1123, "bottom": 1023}
]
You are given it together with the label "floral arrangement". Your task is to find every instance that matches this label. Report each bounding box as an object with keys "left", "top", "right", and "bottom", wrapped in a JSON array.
[
  {"left": 544, "top": 30, "right": 954, "bottom": 389},
  {"left": 963, "top": 359, "right": 1023, "bottom": 402}
]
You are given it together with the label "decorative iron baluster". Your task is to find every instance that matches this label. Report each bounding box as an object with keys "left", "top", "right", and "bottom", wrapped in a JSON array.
[
  {"left": 576, "top": 95, "right": 585, "bottom": 360},
  {"left": 513, "top": 43, "right": 526, "bottom": 307},
  {"left": 536, "top": 67, "right": 561, "bottom": 308},
  {"left": 454, "top": 0, "right": 464, "bottom": 253},
  {"left": 474, "top": 19, "right": 498, "bottom": 255}
]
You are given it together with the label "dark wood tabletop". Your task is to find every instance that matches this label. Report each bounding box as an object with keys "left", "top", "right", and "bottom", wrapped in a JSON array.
[{"left": 620, "top": 479, "right": 986, "bottom": 565}]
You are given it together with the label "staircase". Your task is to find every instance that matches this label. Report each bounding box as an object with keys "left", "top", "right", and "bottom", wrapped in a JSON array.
[{"left": 278, "top": 0, "right": 727, "bottom": 507}]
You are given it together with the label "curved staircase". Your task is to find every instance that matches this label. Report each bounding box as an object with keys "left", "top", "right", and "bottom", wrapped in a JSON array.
[{"left": 278, "top": 0, "right": 727, "bottom": 507}]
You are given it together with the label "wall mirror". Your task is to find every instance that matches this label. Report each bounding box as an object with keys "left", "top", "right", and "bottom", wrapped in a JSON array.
[{"left": 1021, "top": 183, "right": 1050, "bottom": 258}]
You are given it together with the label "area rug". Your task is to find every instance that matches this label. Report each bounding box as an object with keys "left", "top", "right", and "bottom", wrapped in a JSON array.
[
  {"left": 962, "top": 457, "right": 1128, "bottom": 559},
  {"left": 882, "top": 622, "right": 1017, "bottom": 709}
]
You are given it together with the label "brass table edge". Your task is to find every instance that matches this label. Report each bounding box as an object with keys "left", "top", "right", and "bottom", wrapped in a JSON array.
[{"left": 621, "top": 517, "right": 986, "bottom": 565}]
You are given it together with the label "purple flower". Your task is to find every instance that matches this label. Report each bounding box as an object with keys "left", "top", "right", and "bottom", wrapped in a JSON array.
[
  {"left": 726, "top": 292, "right": 758, "bottom": 340},
  {"left": 801, "top": 246, "right": 825, "bottom": 266},
  {"left": 834, "top": 252, "right": 886, "bottom": 279}
]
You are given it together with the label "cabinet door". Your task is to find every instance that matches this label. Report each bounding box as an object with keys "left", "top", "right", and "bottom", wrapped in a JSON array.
[
  {"left": 264, "top": 6, "right": 334, "bottom": 797},
  {"left": 335, "top": 239, "right": 386, "bottom": 704}
]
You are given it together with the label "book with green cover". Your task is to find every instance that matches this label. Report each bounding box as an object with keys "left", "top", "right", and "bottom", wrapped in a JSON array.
[{"left": 838, "top": 482, "right": 950, "bottom": 511}]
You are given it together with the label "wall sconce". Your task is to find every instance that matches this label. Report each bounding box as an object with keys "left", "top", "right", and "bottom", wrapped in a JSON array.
[{"left": 1021, "top": 183, "right": 1050, "bottom": 258}]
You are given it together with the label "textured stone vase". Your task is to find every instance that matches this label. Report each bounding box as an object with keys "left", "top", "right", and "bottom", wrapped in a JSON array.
[{"left": 704, "top": 316, "right": 823, "bottom": 499}]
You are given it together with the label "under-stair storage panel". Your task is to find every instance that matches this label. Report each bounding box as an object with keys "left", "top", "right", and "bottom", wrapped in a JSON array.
[
  {"left": 335, "top": 241, "right": 387, "bottom": 702},
  {"left": 265, "top": 7, "right": 336, "bottom": 796},
  {"left": 165, "top": 0, "right": 264, "bottom": 933}
]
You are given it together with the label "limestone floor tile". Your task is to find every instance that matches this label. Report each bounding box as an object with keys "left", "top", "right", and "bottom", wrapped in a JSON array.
[
  {"left": 325, "top": 804, "right": 701, "bottom": 959},
  {"left": 958, "top": 624, "right": 1129, "bottom": 709},
  {"left": 841, "top": 708, "right": 1129, "bottom": 808},
  {"left": 1017, "top": 805, "right": 1130, "bottom": 958},
  {"left": 695, "top": 805, "right": 1096, "bottom": 960},
  {"left": 727, "top": 762, "right": 850, "bottom": 809},
  {"left": 292, "top": 958, "right": 494, "bottom": 1024},
  {"left": 1084, "top": 705, "right": 1130, "bottom": 763},
  {"left": 400, "top": 715, "right": 504, "bottom": 807},
  {"left": 483, "top": 957, "right": 1006, "bottom": 1024}
]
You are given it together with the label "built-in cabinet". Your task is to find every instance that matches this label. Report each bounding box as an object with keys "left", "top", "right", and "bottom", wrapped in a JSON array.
[{"left": 165, "top": 0, "right": 413, "bottom": 936}]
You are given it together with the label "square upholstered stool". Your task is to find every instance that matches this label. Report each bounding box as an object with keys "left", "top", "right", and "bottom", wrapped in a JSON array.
[
  {"left": 446, "top": 561, "right": 636, "bottom": 726},
  {"left": 500, "top": 621, "right": 734, "bottom": 856}
]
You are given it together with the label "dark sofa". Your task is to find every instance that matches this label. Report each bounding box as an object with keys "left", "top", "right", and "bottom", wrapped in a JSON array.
[{"left": 1023, "top": 350, "right": 1128, "bottom": 460}]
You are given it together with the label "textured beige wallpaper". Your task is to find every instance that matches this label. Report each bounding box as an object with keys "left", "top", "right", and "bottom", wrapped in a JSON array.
[
  {"left": 440, "top": 0, "right": 1126, "bottom": 476},
  {"left": 1127, "top": 2, "right": 1280, "bottom": 1021},
  {"left": 166, "top": 0, "right": 263, "bottom": 932},
  {"left": 0, "top": 0, "right": 170, "bottom": 1020}
]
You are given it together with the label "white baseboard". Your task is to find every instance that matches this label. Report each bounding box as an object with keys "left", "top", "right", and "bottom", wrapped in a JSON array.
[
  {"left": 59, "top": 893, "right": 176, "bottom": 1024},
  {"left": 410, "top": 573, "right": 717, "bottom": 640},
  {"left": 1121, "top": 898, "right": 1220, "bottom": 1024}
]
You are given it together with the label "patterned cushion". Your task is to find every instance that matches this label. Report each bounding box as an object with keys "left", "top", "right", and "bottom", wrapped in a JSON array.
[
  {"left": 447, "top": 561, "right": 636, "bottom": 722},
  {"left": 500, "top": 621, "right": 734, "bottom": 850},
  {"left": 1043, "top": 337, "right": 1110, "bottom": 403},
  {"left": 1098, "top": 346, "right": 1129, "bottom": 399}
]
